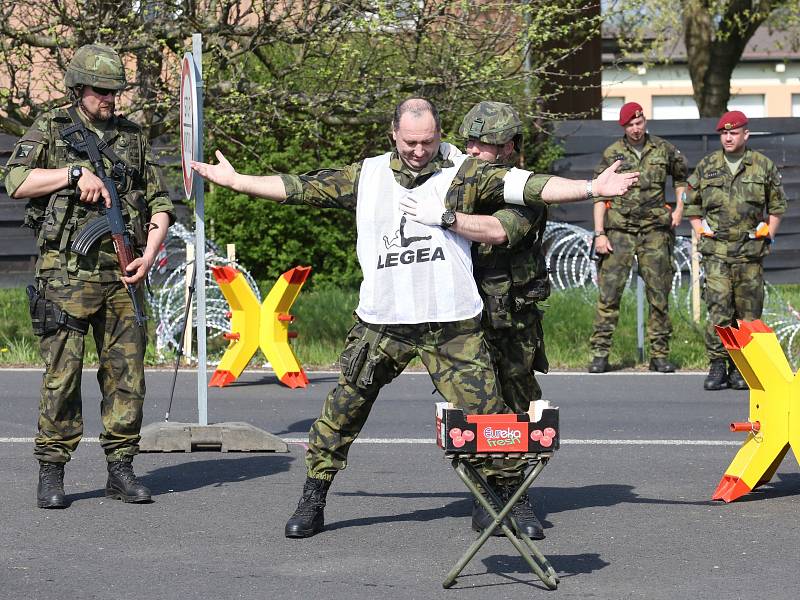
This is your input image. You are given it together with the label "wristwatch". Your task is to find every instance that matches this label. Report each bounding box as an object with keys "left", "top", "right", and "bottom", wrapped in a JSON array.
[
  {"left": 68, "top": 165, "right": 83, "bottom": 188},
  {"left": 441, "top": 209, "right": 456, "bottom": 229},
  {"left": 586, "top": 179, "right": 594, "bottom": 200}
]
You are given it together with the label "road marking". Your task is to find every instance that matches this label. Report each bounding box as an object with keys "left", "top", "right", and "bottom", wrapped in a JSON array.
[
  {"left": 1, "top": 437, "right": 739, "bottom": 446},
  {"left": 0, "top": 368, "right": 709, "bottom": 375}
]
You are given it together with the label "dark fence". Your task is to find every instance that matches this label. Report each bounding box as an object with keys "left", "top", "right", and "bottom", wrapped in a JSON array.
[
  {"left": 2, "top": 118, "right": 798, "bottom": 284},
  {"left": 548, "top": 117, "right": 800, "bottom": 283}
]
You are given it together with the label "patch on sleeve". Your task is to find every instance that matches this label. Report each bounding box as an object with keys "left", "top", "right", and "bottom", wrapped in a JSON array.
[{"left": 15, "top": 144, "right": 34, "bottom": 159}]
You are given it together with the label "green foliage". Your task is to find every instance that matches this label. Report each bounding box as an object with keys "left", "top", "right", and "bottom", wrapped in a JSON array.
[{"left": 541, "top": 286, "right": 707, "bottom": 369}]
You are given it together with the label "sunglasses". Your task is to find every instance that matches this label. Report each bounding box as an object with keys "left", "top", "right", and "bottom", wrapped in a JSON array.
[{"left": 89, "top": 86, "right": 117, "bottom": 96}]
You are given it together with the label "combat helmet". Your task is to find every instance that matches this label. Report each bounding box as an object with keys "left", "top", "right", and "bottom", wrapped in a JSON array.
[
  {"left": 459, "top": 101, "right": 523, "bottom": 150},
  {"left": 65, "top": 44, "right": 126, "bottom": 92}
]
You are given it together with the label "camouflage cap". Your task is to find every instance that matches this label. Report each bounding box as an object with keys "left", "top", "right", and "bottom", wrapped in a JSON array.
[
  {"left": 65, "top": 44, "right": 126, "bottom": 91},
  {"left": 458, "top": 101, "right": 522, "bottom": 146}
]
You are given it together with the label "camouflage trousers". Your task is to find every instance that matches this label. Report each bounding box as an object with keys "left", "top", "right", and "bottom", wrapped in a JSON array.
[
  {"left": 305, "top": 315, "right": 521, "bottom": 481},
  {"left": 34, "top": 277, "right": 146, "bottom": 464},
  {"left": 590, "top": 229, "right": 674, "bottom": 358},
  {"left": 483, "top": 305, "right": 546, "bottom": 413},
  {"left": 482, "top": 305, "right": 547, "bottom": 481},
  {"left": 702, "top": 257, "right": 764, "bottom": 361}
]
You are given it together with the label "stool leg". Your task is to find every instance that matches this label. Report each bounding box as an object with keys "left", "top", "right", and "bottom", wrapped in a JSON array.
[
  {"left": 465, "top": 460, "right": 559, "bottom": 590},
  {"left": 443, "top": 458, "right": 559, "bottom": 590},
  {"left": 443, "top": 460, "right": 499, "bottom": 588}
]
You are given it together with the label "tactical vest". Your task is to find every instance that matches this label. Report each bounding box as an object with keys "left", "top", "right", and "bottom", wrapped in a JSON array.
[
  {"left": 473, "top": 207, "right": 550, "bottom": 330},
  {"left": 600, "top": 136, "right": 680, "bottom": 233},
  {"left": 25, "top": 109, "right": 149, "bottom": 279}
]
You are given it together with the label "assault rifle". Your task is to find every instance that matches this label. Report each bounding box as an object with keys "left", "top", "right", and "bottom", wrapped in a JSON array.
[{"left": 60, "top": 108, "right": 146, "bottom": 326}]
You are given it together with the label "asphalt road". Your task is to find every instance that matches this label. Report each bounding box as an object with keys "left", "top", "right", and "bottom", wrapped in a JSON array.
[{"left": 1, "top": 369, "right": 799, "bottom": 599}]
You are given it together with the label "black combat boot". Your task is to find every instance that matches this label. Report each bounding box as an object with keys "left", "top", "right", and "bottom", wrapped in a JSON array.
[
  {"left": 703, "top": 359, "right": 729, "bottom": 391},
  {"left": 471, "top": 495, "right": 512, "bottom": 536},
  {"left": 649, "top": 357, "right": 677, "bottom": 373},
  {"left": 728, "top": 363, "right": 748, "bottom": 390},
  {"left": 37, "top": 461, "right": 67, "bottom": 509},
  {"left": 106, "top": 458, "right": 152, "bottom": 503},
  {"left": 588, "top": 356, "right": 609, "bottom": 373},
  {"left": 285, "top": 477, "right": 332, "bottom": 538},
  {"left": 496, "top": 480, "right": 545, "bottom": 540}
]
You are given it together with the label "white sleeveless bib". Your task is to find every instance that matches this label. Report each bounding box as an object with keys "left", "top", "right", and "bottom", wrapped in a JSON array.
[{"left": 355, "top": 150, "right": 483, "bottom": 324}]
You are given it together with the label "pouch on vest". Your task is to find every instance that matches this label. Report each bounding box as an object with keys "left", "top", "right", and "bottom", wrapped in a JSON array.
[
  {"left": 23, "top": 197, "right": 48, "bottom": 234},
  {"left": 26, "top": 285, "right": 89, "bottom": 337},
  {"left": 38, "top": 190, "right": 76, "bottom": 246},
  {"left": 479, "top": 270, "right": 513, "bottom": 329}
]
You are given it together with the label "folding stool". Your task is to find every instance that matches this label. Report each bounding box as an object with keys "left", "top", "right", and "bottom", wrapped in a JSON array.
[{"left": 435, "top": 402, "right": 560, "bottom": 589}]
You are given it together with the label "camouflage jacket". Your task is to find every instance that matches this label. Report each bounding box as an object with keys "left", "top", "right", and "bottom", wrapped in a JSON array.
[
  {"left": 279, "top": 149, "right": 551, "bottom": 213},
  {"left": 594, "top": 134, "right": 688, "bottom": 233},
  {"left": 5, "top": 107, "right": 174, "bottom": 282},
  {"left": 685, "top": 148, "right": 787, "bottom": 262}
]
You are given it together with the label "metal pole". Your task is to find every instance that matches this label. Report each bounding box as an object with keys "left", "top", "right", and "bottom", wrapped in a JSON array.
[
  {"left": 637, "top": 274, "right": 645, "bottom": 363},
  {"left": 192, "top": 33, "right": 208, "bottom": 426}
]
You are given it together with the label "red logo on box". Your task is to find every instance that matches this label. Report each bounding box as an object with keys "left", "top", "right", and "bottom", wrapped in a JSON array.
[{"left": 477, "top": 424, "right": 526, "bottom": 452}]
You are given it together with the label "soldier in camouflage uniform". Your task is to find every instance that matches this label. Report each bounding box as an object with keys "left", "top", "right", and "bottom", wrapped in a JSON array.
[
  {"left": 589, "top": 102, "right": 689, "bottom": 374},
  {"left": 457, "top": 101, "right": 549, "bottom": 540},
  {"left": 192, "top": 97, "right": 637, "bottom": 539},
  {"left": 4, "top": 44, "right": 174, "bottom": 508},
  {"left": 685, "top": 110, "right": 786, "bottom": 390}
]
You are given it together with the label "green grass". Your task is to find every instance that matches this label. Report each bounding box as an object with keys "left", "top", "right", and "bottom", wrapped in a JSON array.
[
  {"left": 541, "top": 287, "right": 707, "bottom": 370},
  {"left": 3, "top": 283, "right": 799, "bottom": 370}
]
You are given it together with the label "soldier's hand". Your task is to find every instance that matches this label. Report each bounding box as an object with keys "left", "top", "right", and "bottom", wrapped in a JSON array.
[
  {"left": 399, "top": 193, "right": 445, "bottom": 226},
  {"left": 595, "top": 234, "right": 612, "bottom": 254},
  {"left": 121, "top": 255, "right": 152, "bottom": 285},
  {"left": 76, "top": 169, "right": 112, "bottom": 208},
  {"left": 671, "top": 205, "right": 683, "bottom": 228},
  {"left": 594, "top": 160, "right": 638, "bottom": 197},
  {"left": 191, "top": 150, "right": 237, "bottom": 188}
]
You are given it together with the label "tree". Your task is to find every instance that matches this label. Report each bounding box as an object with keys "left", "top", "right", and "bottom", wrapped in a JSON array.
[
  {"left": 608, "top": 0, "right": 800, "bottom": 117},
  {"left": 0, "top": 1, "right": 603, "bottom": 285}
]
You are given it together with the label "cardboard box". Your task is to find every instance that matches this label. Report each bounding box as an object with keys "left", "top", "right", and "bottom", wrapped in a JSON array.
[{"left": 435, "top": 400, "right": 559, "bottom": 454}]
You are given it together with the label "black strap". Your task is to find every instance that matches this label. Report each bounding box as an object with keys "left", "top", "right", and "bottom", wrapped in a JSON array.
[{"left": 61, "top": 107, "right": 139, "bottom": 181}]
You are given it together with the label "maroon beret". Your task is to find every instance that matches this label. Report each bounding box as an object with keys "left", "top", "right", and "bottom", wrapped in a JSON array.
[
  {"left": 618, "top": 102, "right": 644, "bottom": 126},
  {"left": 716, "top": 110, "right": 748, "bottom": 132}
]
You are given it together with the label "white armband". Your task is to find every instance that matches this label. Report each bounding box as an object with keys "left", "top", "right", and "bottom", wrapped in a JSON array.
[
  {"left": 503, "top": 167, "right": 532, "bottom": 206},
  {"left": 439, "top": 142, "right": 463, "bottom": 160}
]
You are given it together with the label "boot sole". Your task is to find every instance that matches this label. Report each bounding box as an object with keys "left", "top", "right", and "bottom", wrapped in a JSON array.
[
  {"left": 105, "top": 489, "right": 152, "bottom": 503},
  {"left": 703, "top": 383, "right": 729, "bottom": 391},
  {"left": 37, "top": 499, "right": 68, "bottom": 509},
  {"left": 285, "top": 524, "right": 323, "bottom": 538}
]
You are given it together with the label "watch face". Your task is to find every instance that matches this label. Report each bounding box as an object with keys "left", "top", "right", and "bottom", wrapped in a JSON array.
[{"left": 442, "top": 209, "right": 456, "bottom": 227}]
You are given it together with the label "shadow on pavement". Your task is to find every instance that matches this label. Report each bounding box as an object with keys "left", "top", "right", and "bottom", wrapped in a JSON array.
[
  {"left": 224, "top": 374, "right": 339, "bottom": 387},
  {"left": 274, "top": 418, "right": 315, "bottom": 435},
  {"left": 65, "top": 454, "right": 295, "bottom": 502}
]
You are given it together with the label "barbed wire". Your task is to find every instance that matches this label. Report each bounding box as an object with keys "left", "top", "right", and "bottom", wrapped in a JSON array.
[
  {"left": 148, "top": 222, "right": 260, "bottom": 363},
  {"left": 149, "top": 221, "right": 800, "bottom": 367}
]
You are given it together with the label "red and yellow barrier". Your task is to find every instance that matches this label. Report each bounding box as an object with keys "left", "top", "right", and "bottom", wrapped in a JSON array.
[
  {"left": 209, "top": 265, "right": 311, "bottom": 389},
  {"left": 712, "top": 320, "right": 800, "bottom": 502}
]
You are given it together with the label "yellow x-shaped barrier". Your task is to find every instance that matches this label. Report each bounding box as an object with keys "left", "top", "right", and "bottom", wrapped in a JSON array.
[
  {"left": 209, "top": 265, "right": 311, "bottom": 389},
  {"left": 712, "top": 320, "right": 800, "bottom": 502}
]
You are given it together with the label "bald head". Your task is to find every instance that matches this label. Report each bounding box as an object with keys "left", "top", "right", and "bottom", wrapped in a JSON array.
[
  {"left": 392, "top": 98, "right": 441, "bottom": 132},
  {"left": 391, "top": 98, "right": 442, "bottom": 171}
]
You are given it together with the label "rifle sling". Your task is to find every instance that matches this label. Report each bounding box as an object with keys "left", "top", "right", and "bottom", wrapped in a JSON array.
[{"left": 62, "top": 106, "right": 139, "bottom": 181}]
